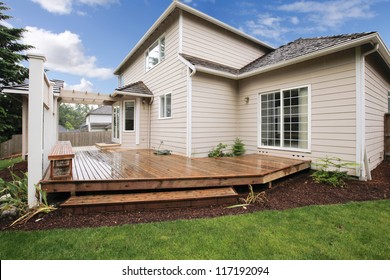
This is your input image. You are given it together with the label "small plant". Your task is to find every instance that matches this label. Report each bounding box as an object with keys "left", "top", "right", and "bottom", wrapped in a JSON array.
[
  {"left": 244, "top": 184, "right": 267, "bottom": 205},
  {"left": 0, "top": 168, "right": 28, "bottom": 216},
  {"left": 208, "top": 143, "right": 232, "bottom": 158},
  {"left": 232, "top": 138, "right": 246, "bottom": 156},
  {"left": 311, "top": 156, "right": 358, "bottom": 187},
  {"left": 10, "top": 184, "right": 56, "bottom": 227}
]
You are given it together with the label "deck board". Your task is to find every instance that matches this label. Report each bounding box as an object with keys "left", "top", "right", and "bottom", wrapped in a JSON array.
[{"left": 41, "top": 148, "right": 311, "bottom": 193}]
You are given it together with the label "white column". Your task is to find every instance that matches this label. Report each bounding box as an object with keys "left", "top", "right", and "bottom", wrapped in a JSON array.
[
  {"left": 27, "top": 54, "right": 46, "bottom": 208},
  {"left": 136, "top": 98, "right": 141, "bottom": 145}
]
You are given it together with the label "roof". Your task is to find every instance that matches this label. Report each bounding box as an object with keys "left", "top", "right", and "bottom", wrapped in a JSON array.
[
  {"left": 180, "top": 32, "right": 390, "bottom": 79},
  {"left": 114, "top": 1, "right": 273, "bottom": 75},
  {"left": 240, "top": 32, "right": 376, "bottom": 74},
  {"left": 1, "top": 79, "right": 64, "bottom": 94},
  {"left": 114, "top": 81, "right": 153, "bottom": 97},
  {"left": 87, "top": 105, "right": 112, "bottom": 116}
]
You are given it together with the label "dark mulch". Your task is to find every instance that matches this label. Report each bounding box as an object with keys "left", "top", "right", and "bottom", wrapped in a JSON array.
[{"left": 1, "top": 160, "right": 389, "bottom": 231}]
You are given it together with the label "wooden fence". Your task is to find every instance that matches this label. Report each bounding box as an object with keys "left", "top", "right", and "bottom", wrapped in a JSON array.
[
  {"left": 385, "top": 114, "right": 390, "bottom": 157},
  {"left": 59, "top": 131, "right": 111, "bottom": 147},
  {"left": 0, "top": 134, "right": 22, "bottom": 158}
]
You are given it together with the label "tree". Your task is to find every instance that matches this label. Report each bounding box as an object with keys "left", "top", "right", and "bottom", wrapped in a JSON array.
[
  {"left": 0, "top": 2, "right": 33, "bottom": 142},
  {"left": 59, "top": 104, "right": 94, "bottom": 130}
]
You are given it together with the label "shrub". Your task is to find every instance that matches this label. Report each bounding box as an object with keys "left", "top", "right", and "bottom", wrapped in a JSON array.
[
  {"left": 232, "top": 138, "right": 246, "bottom": 156},
  {"left": 208, "top": 143, "right": 232, "bottom": 158},
  {"left": 0, "top": 170, "right": 28, "bottom": 215},
  {"left": 311, "top": 157, "right": 358, "bottom": 187}
]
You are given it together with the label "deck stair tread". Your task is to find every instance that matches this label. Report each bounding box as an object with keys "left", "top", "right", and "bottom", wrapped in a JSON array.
[{"left": 61, "top": 187, "right": 238, "bottom": 207}]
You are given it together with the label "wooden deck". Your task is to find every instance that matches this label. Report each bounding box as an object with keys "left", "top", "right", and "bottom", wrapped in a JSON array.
[{"left": 41, "top": 147, "right": 311, "bottom": 193}]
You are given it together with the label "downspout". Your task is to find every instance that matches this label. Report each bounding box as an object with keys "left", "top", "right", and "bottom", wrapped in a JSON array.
[
  {"left": 178, "top": 54, "right": 196, "bottom": 157},
  {"left": 356, "top": 43, "right": 379, "bottom": 180}
]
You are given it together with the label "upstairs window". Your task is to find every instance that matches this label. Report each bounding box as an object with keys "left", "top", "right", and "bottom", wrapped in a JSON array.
[
  {"left": 145, "top": 36, "right": 165, "bottom": 71},
  {"left": 160, "top": 93, "right": 171, "bottom": 119}
]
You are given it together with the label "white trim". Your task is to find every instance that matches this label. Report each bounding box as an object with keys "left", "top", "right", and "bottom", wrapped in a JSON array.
[
  {"left": 2, "top": 88, "right": 28, "bottom": 95},
  {"left": 355, "top": 46, "right": 364, "bottom": 179},
  {"left": 114, "top": 1, "right": 272, "bottom": 74},
  {"left": 123, "top": 100, "right": 135, "bottom": 132},
  {"left": 112, "top": 91, "right": 153, "bottom": 98},
  {"left": 135, "top": 98, "right": 141, "bottom": 145},
  {"left": 186, "top": 67, "right": 192, "bottom": 158},
  {"left": 179, "top": 10, "right": 183, "bottom": 54},
  {"left": 257, "top": 85, "right": 311, "bottom": 153}
]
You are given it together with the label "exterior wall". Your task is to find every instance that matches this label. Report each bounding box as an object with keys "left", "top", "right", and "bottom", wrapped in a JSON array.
[
  {"left": 120, "top": 14, "right": 188, "bottom": 155},
  {"left": 182, "top": 12, "right": 267, "bottom": 69},
  {"left": 89, "top": 114, "right": 111, "bottom": 124},
  {"left": 364, "top": 55, "right": 390, "bottom": 170},
  {"left": 238, "top": 49, "right": 358, "bottom": 173},
  {"left": 191, "top": 72, "right": 238, "bottom": 157}
]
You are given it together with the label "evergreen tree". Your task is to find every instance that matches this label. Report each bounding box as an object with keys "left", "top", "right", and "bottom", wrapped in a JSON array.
[{"left": 0, "top": 2, "right": 33, "bottom": 142}]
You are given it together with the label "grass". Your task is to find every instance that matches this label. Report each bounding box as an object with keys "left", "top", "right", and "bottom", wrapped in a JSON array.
[
  {"left": 0, "top": 200, "right": 389, "bottom": 260},
  {"left": 0, "top": 156, "right": 23, "bottom": 171}
]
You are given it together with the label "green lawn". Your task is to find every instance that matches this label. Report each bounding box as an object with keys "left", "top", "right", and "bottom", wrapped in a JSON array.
[
  {"left": 0, "top": 156, "right": 23, "bottom": 171},
  {"left": 0, "top": 200, "right": 389, "bottom": 260}
]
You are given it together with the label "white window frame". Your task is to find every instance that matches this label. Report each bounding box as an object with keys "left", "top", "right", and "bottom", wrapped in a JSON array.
[
  {"left": 145, "top": 35, "right": 165, "bottom": 72},
  {"left": 257, "top": 85, "right": 311, "bottom": 153},
  {"left": 159, "top": 93, "right": 172, "bottom": 119},
  {"left": 123, "top": 100, "right": 135, "bottom": 132}
]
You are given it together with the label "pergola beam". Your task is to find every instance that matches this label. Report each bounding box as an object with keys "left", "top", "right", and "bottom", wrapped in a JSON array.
[{"left": 59, "top": 89, "right": 117, "bottom": 104}]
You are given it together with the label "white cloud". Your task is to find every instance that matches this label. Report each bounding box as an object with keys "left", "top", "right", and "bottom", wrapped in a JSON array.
[
  {"left": 290, "top": 16, "right": 299, "bottom": 25},
  {"left": 64, "top": 78, "right": 94, "bottom": 92},
  {"left": 278, "top": 0, "right": 376, "bottom": 28},
  {"left": 22, "top": 26, "right": 113, "bottom": 79},
  {"left": 31, "top": 0, "right": 118, "bottom": 15},
  {"left": 31, "top": 0, "right": 72, "bottom": 14}
]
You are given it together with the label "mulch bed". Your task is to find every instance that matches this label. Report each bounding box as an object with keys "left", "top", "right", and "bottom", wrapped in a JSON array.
[{"left": 1, "top": 159, "right": 389, "bottom": 231}]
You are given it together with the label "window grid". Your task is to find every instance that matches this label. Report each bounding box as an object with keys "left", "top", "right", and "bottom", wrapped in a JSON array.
[
  {"left": 160, "top": 93, "right": 172, "bottom": 119},
  {"left": 260, "top": 86, "right": 309, "bottom": 150},
  {"left": 145, "top": 36, "right": 165, "bottom": 71}
]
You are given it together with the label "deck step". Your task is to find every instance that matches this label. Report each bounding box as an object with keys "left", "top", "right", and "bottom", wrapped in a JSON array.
[{"left": 61, "top": 187, "right": 238, "bottom": 214}]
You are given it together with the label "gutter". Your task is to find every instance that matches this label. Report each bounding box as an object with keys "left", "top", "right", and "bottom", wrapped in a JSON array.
[{"left": 112, "top": 91, "right": 154, "bottom": 98}]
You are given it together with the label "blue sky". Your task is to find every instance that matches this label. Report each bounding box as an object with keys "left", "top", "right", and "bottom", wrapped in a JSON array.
[{"left": 3, "top": 0, "right": 390, "bottom": 94}]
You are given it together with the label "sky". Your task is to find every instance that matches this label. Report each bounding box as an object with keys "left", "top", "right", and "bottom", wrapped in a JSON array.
[{"left": 2, "top": 0, "right": 390, "bottom": 94}]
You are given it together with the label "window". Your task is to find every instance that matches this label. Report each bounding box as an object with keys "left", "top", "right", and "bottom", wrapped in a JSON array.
[
  {"left": 124, "top": 101, "right": 135, "bottom": 131},
  {"left": 145, "top": 36, "right": 165, "bottom": 71},
  {"left": 260, "top": 86, "right": 309, "bottom": 151},
  {"left": 160, "top": 93, "right": 172, "bottom": 118},
  {"left": 388, "top": 91, "right": 390, "bottom": 112},
  {"left": 118, "top": 75, "right": 123, "bottom": 87}
]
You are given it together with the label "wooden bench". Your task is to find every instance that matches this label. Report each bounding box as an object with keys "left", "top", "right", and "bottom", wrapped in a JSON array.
[{"left": 48, "top": 141, "right": 75, "bottom": 180}]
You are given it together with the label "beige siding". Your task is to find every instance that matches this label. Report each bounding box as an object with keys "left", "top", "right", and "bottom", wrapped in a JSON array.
[
  {"left": 121, "top": 15, "right": 188, "bottom": 155},
  {"left": 365, "top": 56, "right": 390, "bottom": 170},
  {"left": 238, "top": 49, "right": 358, "bottom": 172},
  {"left": 182, "top": 12, "right": 267, "bottom": 69},
  {"left": 192, "top": 73, "right": 238, "bottom": 157}
]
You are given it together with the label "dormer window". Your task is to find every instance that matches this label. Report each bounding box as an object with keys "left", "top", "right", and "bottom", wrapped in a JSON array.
[{"left": 145, "top": 36, "right": 165, "bottom": 71}]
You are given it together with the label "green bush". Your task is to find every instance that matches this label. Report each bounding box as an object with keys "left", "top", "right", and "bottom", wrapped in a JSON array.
[
  {"left": 311, "top": 157, "right": 358, "bottom": 187},
  {"left": 208, "top": 143, "right": 232, "bottom": 158},
  {"left": 0, "top": 169, "right": 28, "bottom": 215},
  {"left": 232, "top": 137, "right": 245, "bottom": 156}
]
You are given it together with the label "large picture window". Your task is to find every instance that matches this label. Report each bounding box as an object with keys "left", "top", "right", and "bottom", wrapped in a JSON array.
[
  {"left": 160, "top": 93, "right": 171, "bottom": 119},
  {"left": 145, "top": 36, "right": 165, "bottom": 71},
  {"left": 124, "top": 101, "right": 135, "bottom": 131},
  {"left": 260, "top": 86, "right": 309, "bottom": 151}
]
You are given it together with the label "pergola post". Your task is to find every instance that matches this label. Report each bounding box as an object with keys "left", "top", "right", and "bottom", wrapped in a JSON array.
[{"left": 27, "top": 54, "right": 46, "bottom": 208}]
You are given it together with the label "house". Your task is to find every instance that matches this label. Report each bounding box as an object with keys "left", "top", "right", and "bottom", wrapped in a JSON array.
[
  {"left": 111, "top": 1, "right": 390, "bottom": 180},
  {"left": 2, "top": 1, "right": 390, "bottom": 207},
  {"left": 80, "top": 105, "right": 112, "bottom": 132}
]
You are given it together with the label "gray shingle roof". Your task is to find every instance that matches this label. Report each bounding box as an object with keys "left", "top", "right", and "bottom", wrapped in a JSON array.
[
  {"left": 240, "top": 32, "right": 376, "bottom": 74},
  {"left": 181, "top": 32, "right": 376, "bottom": 76},
  {"left": 116, "top": 81, "right": 153, "bottom": 96},
  {"left": 88, "top": 105, "right": 112, "bottom": 116},
  {"left": 181, "top": 54, "right": 239, "bottom": 75}
]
